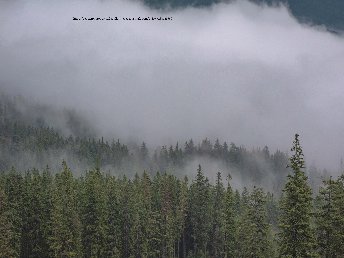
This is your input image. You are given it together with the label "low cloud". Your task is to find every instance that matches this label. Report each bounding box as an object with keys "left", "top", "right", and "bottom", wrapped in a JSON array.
[{"left": 1, "top": 0, "right": 343, "bottom": 170}]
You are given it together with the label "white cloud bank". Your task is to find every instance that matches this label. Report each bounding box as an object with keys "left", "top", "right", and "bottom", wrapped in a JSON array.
[{"left": 1, "top": 0, "right": 344, "bottom": 170}]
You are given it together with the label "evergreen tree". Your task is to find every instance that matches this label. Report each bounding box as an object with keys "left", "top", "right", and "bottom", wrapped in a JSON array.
[
  {"left": 0, "top": 186, "right": 16, "bottom": 257},
  {"left": 224, "top": 175, "right": 237, "bottom": 258},
  {"left": 140, "top": 142, "right": 149, "bottom": 160},
  {"left": 278, "top": 134, "right": 316, "bottom": 258},
  {"left": 80, "top": 168, "right": 107, "bottom": 257},
  {"left": 176, "top": 176, "right": 188, "bottom": 258},
  {"left": 118, "top": 176, "right": 135, "bottom": 258},
  {"left": 209, "top": 172, "right": 225, "bottom": 257},
  {"left": 104, "top": 175, "right": 121, "bottom": 257},
  {"left": 20, "top": 169, "right": 52, "bottom": 258},
  {"left": 316, "top": 175, "right": 344, "bottom": 257},
  {"left": 3, "top": 167, "right": 23, "bottom": 257},
  {"left": 49, "top": 161, "right": 82, "bottom": 257},
  {"left": 189, "top": 165, "right": 212, "bottom": 256}
]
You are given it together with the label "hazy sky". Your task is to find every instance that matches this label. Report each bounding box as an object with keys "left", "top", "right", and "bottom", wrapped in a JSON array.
[{"left": 1, "top": 0, "right": 344, "bottom": 170}]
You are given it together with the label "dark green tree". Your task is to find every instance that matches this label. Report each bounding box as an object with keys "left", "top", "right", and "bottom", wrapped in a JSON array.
[
  {"left": 0, "top": 186, "right": 16, "bottom": 257},
  {"left": 209, "top": 172, "right": 225, "bottom": 257},
  {"left": 223, "top": 175, "right": 237, "bottom": 258},
  {"left": 80, "top": 168, "right": 107, "bottom": 257},
  {"left": 316, "top": 175, "right": 344, "bottom": 257},
  {"left": 49, "top": 161, "right": 82, "bottom": 257},
  {"left": 278, "top": 134, "right": 316, "bottom": 258},
  {"left": 189, "top": 165, "right": 212, "bottom": 256}
]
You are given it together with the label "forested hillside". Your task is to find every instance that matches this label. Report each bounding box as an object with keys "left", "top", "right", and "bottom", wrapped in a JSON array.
[
  {"left": 0, "top": 135, "right": 343, "bottom": 257},
  {"left": 143, "top": 0, "right": 344, "bottom": 32},
  {"left": 0, "top": 93, "right": 327, "bottom": 192},
  {"left": 1, "top": 0, "right": 343, "bottom": 256}
]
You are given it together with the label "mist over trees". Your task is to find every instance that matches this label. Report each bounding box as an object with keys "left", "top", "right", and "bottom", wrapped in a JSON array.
[
  {"left": 0, "top": 134, "right": 343, "bottom": 257},
  {"left": 0, "top": 93, "right": 343, "bottom": 257},
  {"left": 1, "top": 0, "right": 343, "bottom": 255},
  {"left": 0, "top": 92, "right": 328, "bottom": 193}
]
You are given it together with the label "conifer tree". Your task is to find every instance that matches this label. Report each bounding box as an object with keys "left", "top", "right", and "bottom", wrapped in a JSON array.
[
  {"left": 4, "top": 167, "right": 23, "bottom": 257},
  {"left": 316, "top": 175, "right": 344, "bottom": 257},
  {"left": 237, "top": 187, "right": 272, "bottom": 258},
  {"left": 176, "top": 176, "right": 188, "bottom": 258},
  {"left": 118, "top": 176, "right": 135, "bottom": 258},
  {"left": 0, "top": 187, "right": 16, "bottom": 257},
  {"left": 189, "top": 165, "right": 212, "bottom": 256},
  {"left": 224, "top": 175, "right": 237, "bottom": 258},
  {"left": 316, "top": 177, "right": 337, "bottom": 257},
  {"left": 21, "top": 169, "right": 52, "bottom": 258},
  {"left": 49, "top": 161, "right": 82, "bottom": 257},
  {"left": 80, "top": 168, "right": 107, "bottom": 257},
  {"left": 104, "top": 175, "right": 121, "bottom": 257},
  {"left": 209, "top": 172, "right": 225, "bottom": 257},
  {"left": 278, "top": 134, "right": 316, "bottom": 258}
]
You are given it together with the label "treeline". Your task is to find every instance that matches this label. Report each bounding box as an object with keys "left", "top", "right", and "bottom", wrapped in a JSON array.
[
  {"left": 0, "top": 120, "right": 294, "bottom": 190},
  {"left": 0, "top": 93, "right": 325, "bottom": 192},
  {"left": 0, "top": 135, "right": 343, "bottom": 258}
]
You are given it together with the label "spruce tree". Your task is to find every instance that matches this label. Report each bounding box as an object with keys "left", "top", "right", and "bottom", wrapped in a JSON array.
[
  {"left": 49, "top": 161, "right": 82, "bottom": 257},
  {"left": 80, "top": 168, "right": 107, "bottom": 257},
  {"left": 224, "top": 175, "right": 237, "bottom": 258},
  {"left": 316, "top": 177, "right": 337, "bottom": 257},
  {"left": 209, "top": 172, "right": 225, "bottom": 257},
  {"left": 278, "top": 134, "right": 316, "bottom": 258},
  {"left": 316, "top": 175, "right": 344, "bottom": 257},
  {"left": 104, "top": 175, "right": 121, "bottom": 257},
  {"left": 189, "top": 165, "right": 212, "bottom": 256},
  {"left": 0, "top": 187, "right": 16, "bottom": 257},
  {"left": 4, "top": 167, "right": 23, "bottom": 257}
]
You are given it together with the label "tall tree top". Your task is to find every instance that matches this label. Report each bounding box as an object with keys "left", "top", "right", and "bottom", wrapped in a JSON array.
[{"left": 288, "top": 133, "right": 305, "bottom": 172}]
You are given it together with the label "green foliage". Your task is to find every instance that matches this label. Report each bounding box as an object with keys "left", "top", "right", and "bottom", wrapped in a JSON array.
[
  {"left": 1, "top": 117, "right": 292, "bottom": 192},
  {"left": 224, "top": 176, "right": 237, "bottom": 258},
  {"left": 1, "top": 134, "right": 343, "bottom": 257},
  {"left": 189, "top": 165, "right": 212, "bottom": 256},
  {"left": 237, "top": 187, "right": 273, "bottom": 258},
  {"left": 0, "top": 186, "right": 17, "bottom": 257},
  {"left": 80, "top": 168, "right": 108, "bottom": 257},
  {"left": 278, "top": 134, "right": 317, "bottom": 258},
  {"left": 316, "top": 176, "right": 344, "bottom": 257},
  {"left": 49, "top": 161, "right": 82, "bottom": 257}
]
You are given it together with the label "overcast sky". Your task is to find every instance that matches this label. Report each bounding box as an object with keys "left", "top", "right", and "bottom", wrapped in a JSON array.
[{"left": 1, "top": 0, "right": 344, "bottom": 170}]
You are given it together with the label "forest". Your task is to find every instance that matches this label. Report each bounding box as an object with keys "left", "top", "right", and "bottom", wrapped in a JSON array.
[
  {"left": 1, "top": 0, "right": 343, "bottom": 256},
  {"left": 0, "top": 134, "right": 344, "bottom": 257},
  {"left": 0, "top": 94, "right": 325, "bottom": 193},
  {"left": 1, "top": 95, "right": 344, "bottom": 257}
]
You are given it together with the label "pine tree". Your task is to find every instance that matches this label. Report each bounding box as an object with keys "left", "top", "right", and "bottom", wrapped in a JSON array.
[
  {"left": 0, "top": 186, "right": 16, "bottom": 257},
  {"left": 3, "top": 167, "right": 23, "bottom": 257},
  {"left": 209, "top": 172, "right": 225, "bottom": 257},
  {"left": 80, "top": 168, "right": 107, "bottom": 257},
  {"left": 104, "top": 175, "right": 121, "bottom": 257},
  {"left": 118, "top": 176, "right": 135, "bottom": 258},
  {"left": 20, "top": 169, "right": 52, "bottom": 258},
  {"left": 49, "top": 161, "right": 82, "bottom": 257},
  {"left": 224, "top": 175, "right": 237, "bottom": 258},
  {"left": 278, "top": 134, "right": 317, "bottom": 258},
  {"left": 189, "top": 165, "right": 212, "bottom": 256},
  {"left": 176, "top": 176, "right": 188, "bottom": 258},
  {"left": 331, "top": 175, "right": 344, "bottom": 256},
  {"left": 236, "top": 187, "right": 272, "bottom": 258},
  {"left": 316, "top": 175, "right": 344, "bottom": 257},
  {"left": 316, "top": 177, "right": 336, "bottom": 257}
]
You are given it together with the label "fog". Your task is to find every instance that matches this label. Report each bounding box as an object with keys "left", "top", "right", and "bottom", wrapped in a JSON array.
[{"left": 1, "top": 0, "right": 344, "bottom": 171}]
